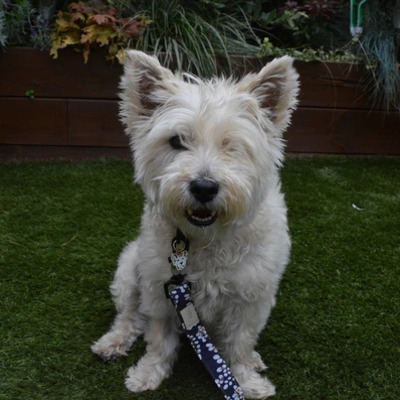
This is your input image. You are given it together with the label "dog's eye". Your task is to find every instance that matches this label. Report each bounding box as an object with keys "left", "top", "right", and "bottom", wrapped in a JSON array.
[{"left": 168, "top": 135, "right": 186, "bottom": 150}]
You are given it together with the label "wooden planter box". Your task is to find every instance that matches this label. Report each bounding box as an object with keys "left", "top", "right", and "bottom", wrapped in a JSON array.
[{"left": 1, "top": 47, "right": 399, "bottom": 160}]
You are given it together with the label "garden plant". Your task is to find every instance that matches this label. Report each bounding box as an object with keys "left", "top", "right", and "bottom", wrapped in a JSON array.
[{"left": 0, "top": 0, "right": 399, "bottom": 109}]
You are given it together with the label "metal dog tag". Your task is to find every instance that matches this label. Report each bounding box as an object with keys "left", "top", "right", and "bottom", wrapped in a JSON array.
[{"left": 170, "top": 250, "right": 188, "bottom": 271}]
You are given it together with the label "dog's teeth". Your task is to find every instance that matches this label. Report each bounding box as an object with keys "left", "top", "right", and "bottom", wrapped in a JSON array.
[
  {"left": 191, "top": 210, "right": 216, "bottom": 220},
  {"left": 186, "top": 209, "right": 217, "bottom": 226},
  {"left": 193, "top": 215, "right": 211, "bottom": 221}
]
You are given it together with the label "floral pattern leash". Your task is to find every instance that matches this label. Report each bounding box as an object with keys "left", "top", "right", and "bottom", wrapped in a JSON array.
[{"left": 164, "top": 230, "right": 244, "bottom": 400}]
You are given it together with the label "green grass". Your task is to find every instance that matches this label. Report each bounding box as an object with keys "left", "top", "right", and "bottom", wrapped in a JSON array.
[{"left": 1, "top": 157, "right": 399, "bottom": 400}]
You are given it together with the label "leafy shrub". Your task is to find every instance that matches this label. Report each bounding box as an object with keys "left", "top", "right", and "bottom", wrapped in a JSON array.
[
  {"left": 256, "top": 0, "right": 348, "bottom": 51},
  {"left": 49, "top": 0, "right": 259, "bottom": 74},
  {"left": 0, "top": 0, "right": 55, "bottom": 49},
  {"left": 134, "top": 0, "right": 259, "bottom": 76},
  {"left": 259, "top": 36, "right": 358, "bottom": 62},
  {"left": 352, "top": 0, "right": 400, "bottom": 111},
  {"left": 50, "top": 1, "right": 149, "bottom": 63},
  {"left": 1, "top": 0, "right": 398, "bottom": 110},
  {"left": 257, "top": 0, "right": 399, "bottom": 111}
]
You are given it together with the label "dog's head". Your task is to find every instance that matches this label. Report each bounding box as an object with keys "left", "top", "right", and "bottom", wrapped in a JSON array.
[{"left": 120, "top": 51, "right": 299, "bottom": 236}]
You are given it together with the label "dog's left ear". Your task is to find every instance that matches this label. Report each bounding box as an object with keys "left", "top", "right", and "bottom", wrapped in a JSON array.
[{"left": 239, "top": 56, "right": 299, "bottom": 132}]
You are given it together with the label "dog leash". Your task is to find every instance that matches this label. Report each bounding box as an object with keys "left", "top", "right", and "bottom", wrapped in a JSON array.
[{"left": 164, "top": 230, "right": 244, "bottom": 400}]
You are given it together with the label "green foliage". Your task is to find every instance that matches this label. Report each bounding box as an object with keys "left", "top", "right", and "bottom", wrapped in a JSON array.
[
  {"left": 258, "top": 7, "right": 311, "bottom": 42},
  {"left": 356, "top": 32, "right": 400, "bottom": 111},
  {"left": 0, "top": 5, "right": 6, "bottom": 46},
  {"left": 257, "top": 1, "right": 348, "bottom": 51},
  {"left": 1, "top": 0, "right": 398, "bottom": 110},
  {"left": 25, "top": 89, "right": 35, "bottom": 99},
  {"left": 50, "top": 1, "right": 149, "bottom": 63},
  {"left": 259, "top": 36, "right": 359, "bottom": 62},
  {"left": 0, "top": 0, "right": 54, "bottom": 49},
  {"left": 255, "top": 1, "right": 352, "bottom": 63},
  {"left": 1, "top": 158, "right": 400, "bottom": 399},
  {"left": 49, "top": 0, "right": 259, "bottom": 72},
  {"left": 257, "top": 1, "right": 400, "bottom": 112},
  {"left": 352, "top": 0, "right": 400, "bottom": 111},
  {"left": 134, "top": 0, "right": 260, "bottom": 76}
]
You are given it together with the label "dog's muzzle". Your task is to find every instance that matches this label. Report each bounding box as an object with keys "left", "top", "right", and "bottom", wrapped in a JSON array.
[{"left": 186, "top": 178, "right": 219, "bottom": 226}]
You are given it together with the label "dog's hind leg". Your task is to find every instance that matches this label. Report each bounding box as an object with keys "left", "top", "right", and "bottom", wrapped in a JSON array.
[{"left": 91, "top": 240, "right": 146, "bottom": 361}]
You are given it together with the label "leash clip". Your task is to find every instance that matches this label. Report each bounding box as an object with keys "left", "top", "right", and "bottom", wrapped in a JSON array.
[{"left": 164, "top": 274, "right": 189, "bottom": 299}]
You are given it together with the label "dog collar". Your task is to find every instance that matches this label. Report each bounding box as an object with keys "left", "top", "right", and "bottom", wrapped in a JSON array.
[{"left": 164, "top": 230, "right": 244, "bottom": 400}]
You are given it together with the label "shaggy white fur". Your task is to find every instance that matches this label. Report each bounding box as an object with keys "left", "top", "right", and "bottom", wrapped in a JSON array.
[{"left": 91, "top": 51, "right": 299, "bottom": 399}]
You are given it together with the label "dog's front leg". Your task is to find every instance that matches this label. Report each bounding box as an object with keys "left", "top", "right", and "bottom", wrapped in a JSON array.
[
  {"left": 91, "top": 241, "right": 145, "bottom": 361},
  {"left": 125, "top": 315, "right": 180, "bottom": 392},
  {"left": 218, "top": 298, "right": 276, "bottom": 399}
]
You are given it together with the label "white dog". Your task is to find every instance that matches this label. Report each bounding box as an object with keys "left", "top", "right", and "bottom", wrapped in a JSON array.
[{"left": 91, "top": 50, "right": 299, "bottom": 399}]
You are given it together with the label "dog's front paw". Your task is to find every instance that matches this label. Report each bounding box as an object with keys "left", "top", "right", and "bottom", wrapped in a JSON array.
[
  {"left": 125, "top": 362, "right": 170, "bottom": 392},
  {"left": 234, "top": 367, "right": 275, "bottom": 399},
  {"left": 250, "top": 351, "right": 268, "bottom": 372},
  {"left": 91, "top": 332, "right": 134, "bottom": 361},
  {"left": 243, "top": 378, "right": 275, "bottom": 399}
]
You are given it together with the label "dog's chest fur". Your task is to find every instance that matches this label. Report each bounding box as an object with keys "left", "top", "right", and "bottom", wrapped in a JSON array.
[{"left": 138, "top": 188, "right": 289, "bottom": 330}]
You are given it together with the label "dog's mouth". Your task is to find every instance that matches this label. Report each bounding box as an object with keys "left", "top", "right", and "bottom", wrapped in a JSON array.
[{"left": 185, "top": 209, "right": 218, "bottom": 226}]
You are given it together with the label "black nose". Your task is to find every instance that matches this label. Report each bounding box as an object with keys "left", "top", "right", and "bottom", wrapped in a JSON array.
[{"left": 189, "top": 178, "right": 219, "bottom": 203}]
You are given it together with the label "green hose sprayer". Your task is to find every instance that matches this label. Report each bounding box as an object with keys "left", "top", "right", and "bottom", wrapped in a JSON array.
[{"left": 350, "top": 0, "right": 370, "bottom": 36}]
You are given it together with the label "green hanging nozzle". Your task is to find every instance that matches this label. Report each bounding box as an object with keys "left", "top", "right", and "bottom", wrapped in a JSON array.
[{"left": 350, "top": 0, "right": 370, "bottom": 36}]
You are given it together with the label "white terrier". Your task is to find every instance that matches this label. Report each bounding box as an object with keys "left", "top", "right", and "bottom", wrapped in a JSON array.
[{"left": 91, "top": 50, "right": 299, "bottom": 399}]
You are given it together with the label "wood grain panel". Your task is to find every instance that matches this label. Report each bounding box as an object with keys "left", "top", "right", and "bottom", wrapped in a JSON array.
[
  {"left": 67, "top": 99, "right": 128, "bottom": 147},
  {"left": 286, "top": 107, "right": 400, "bottom": 154},
  {"left": 1, "top": 48, "right": 373, "bottom": 108},
  {"left": 1, "top": 49, "right": 399, "bottom": 157},
  {"left": 0, "top": 144, "right": 131, "bottom": 161},
  {"left": 0, "top": 47, "right": 121, "bottom": 99},
  {"left": 295, "top": 61, "right": 372, "bottom": 110},
  {"left": 0, "top": 98, "right": 67, "bottom": 145}
]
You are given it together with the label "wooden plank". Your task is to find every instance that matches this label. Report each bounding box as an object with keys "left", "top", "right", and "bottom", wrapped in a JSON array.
[
  {"left": 0, "top": 47, "right": 121, "bottom": 99},
  {"left": 1, "top": 48, "right": 391, "bottom": 111},
  {"left": 286, "top": 107, "right": 400, "bottom": 154},
  {"left": 232, "top": 59, "right": 373, "bottom": 110},
  {"left": 0, "top": 144, "right": 131, "bottom": 161},
  {"left": 1, "top": 105, "right": 399, "bottom": 158},
  {"left": 67, "top": 99, "right": 128, "bottom": 147},
  {"left": 295, "top": 61, "right": 372, "bottom": 110},
  {"left": 0, "top": 98, "right": 67, "bottom": 145}
]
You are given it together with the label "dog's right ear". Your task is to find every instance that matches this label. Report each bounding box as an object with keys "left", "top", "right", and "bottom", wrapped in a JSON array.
[{"left": 120, "top": 50, "right": 177, "bottom": 119}]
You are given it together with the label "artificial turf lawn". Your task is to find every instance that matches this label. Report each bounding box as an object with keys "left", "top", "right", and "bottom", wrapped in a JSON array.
[{"left": 1, "top": 157, "right": 399, "bottom": 400}]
